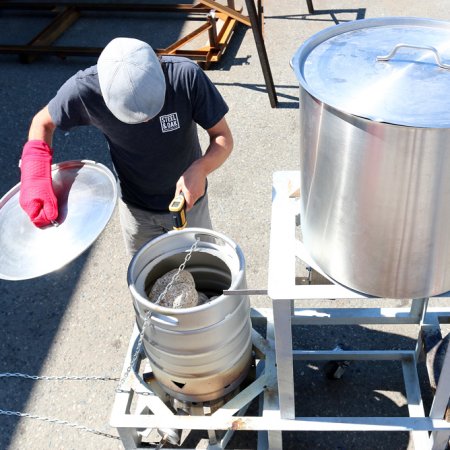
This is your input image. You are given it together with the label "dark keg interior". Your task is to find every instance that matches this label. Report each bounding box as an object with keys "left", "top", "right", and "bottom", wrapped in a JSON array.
[{"left": 144, "top": 252, "right": 232, "bottom": 298}]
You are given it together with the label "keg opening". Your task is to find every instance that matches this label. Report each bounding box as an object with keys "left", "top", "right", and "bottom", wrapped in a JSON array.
[{"left": 144, "top": 251, "right": 232, "bottom": 304}]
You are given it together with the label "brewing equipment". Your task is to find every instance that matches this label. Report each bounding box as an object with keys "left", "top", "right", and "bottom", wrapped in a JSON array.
[
  {"left": 291, "top": 17, "right": 450, "bottom": 298},
  {"left": 128, "top": 228, "right": 253, "bottom": 404},
  {"left": 114, "top": 19, "right": 450, "bottom": 447}
]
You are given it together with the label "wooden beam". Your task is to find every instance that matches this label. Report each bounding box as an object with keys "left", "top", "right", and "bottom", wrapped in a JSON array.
[
  {"left": 198, "top": 0, "right": 251, "bottom": 27},
  {"left": 0, "top": 3, "right": 211, "bottom": 14},
  {"left": 217, "top": 15, "right": 237, "bottom": 48},
  {"left": 21, "top": 6, "right": 80, "bottom": 62},
  {"left": 26, "top": 7, "right": 80, "bottom": 47},
  {"left": 0, "top": 45, "right": 103, "bottom": 57},
  {"left": 162, "top": 22, "right": 212, "bottom": 54},
  {"left": 156, "top": 48, "right": 212, "bottom": 62}
]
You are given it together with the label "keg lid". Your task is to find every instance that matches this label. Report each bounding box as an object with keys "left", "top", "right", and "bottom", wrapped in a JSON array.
[
  {"left": 0, "top": 160, "right": 117, "bottom": 280},
  {"left": 291, "top": 17, "right": 450, "bottom": 127}
]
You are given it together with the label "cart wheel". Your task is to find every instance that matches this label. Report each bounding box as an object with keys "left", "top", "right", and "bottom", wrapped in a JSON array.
[
  {"left": 324, "top": 344, "right": 351, "bottom": 380},
  {"left": 324, "top": 359, "right": 351, "bottom": 380}
]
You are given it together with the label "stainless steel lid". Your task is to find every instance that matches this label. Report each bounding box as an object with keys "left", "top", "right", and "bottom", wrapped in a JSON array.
[
  {"left": 292, "top": 17, "right": 450, "bottom": 127},
  {"left": 0, "top": 160, "right": 117, "bottom": 280}
]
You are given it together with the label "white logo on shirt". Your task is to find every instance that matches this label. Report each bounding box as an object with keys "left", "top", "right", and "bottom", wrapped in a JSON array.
[{"left": 160, "top": 113, "right": 180, "bottom": 133}]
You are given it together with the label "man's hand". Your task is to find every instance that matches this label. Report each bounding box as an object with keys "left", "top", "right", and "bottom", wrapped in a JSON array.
[
  {"left": 19, "top": 140, "right": 58, "bottom": 227},
  {"left": 175, "top": 117, "right": 233, "bottom": 210},
  {"left": 176, "top": 162, "right": 207, "bottom": 210}
]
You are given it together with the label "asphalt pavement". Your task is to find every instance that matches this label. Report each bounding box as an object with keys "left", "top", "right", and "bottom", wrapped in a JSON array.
[{"left": 1, "top": 1, "right": 450, "bottom": 449}]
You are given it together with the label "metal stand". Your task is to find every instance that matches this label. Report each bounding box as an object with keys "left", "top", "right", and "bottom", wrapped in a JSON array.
[
  {"left": 268, "top": 170, "right": 450, "bottom": 450},
  {"left": 110, "top": 310, "right": 281, "bottom": 449}
]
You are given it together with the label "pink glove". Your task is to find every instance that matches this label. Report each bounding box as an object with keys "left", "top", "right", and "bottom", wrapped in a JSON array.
[{"left": 19, "top": 140, "right": 58, "bottom": 227}]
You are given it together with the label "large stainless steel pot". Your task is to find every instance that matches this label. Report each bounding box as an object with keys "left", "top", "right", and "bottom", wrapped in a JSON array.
[
  {"left": 292, "top": 17, "right": 450, "bottom": 299},
  {"left": 128, "top": 228, "right": 252, "bottom": 402}
]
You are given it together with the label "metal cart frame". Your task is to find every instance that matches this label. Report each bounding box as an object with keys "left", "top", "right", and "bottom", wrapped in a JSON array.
[
  {"left": 110, "top": 170, "right": 450, "bottom": 449},
  {"left": 268, "top": 171, "right": 450, "bottom": 450}
]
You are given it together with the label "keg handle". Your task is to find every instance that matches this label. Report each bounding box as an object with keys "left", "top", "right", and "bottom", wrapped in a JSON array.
[
  {"left": 377, "top": 43, "right": 450, "bottom": 70},
  {"left": 151, "top": 312, "right": 179, "bottom": 326},
  {"left": 194, "top": 232, "right": 228, "bottom": 248}
]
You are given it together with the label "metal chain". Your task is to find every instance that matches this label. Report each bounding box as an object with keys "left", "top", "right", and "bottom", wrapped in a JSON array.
[
  {"left": 115, "top": 238, "right": 199, "bottom": 393},
  {"left": 0, "top": 373, "right": 120, "bottom": 440},
  {"left": 0, "top": 373, "right": 119, "bottom": 381},
  {"left": 0, "top": 408, "right": 120, "bottom": 440}
]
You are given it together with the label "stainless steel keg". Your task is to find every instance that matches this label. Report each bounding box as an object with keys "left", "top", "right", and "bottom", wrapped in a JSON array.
[{"left": 128, "top": 228, "right": 252, "bottom": 402}]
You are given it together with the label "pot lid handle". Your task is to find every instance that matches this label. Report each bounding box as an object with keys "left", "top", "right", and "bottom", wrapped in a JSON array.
[{"left": 377, "top": 43, "right": 450, "bottom": 70}]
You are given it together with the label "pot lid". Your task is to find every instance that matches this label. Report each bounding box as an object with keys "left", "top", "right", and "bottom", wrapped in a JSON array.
[
  {"left": 292, "top": 17, "right": 450, "bottom": 127},
  {"left": 0, "top": 160, "right": 117, "bottom": 280}
]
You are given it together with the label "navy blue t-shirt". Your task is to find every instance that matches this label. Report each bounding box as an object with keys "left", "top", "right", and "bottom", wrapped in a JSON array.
[{"left": 48, "top": 56, "right": 229, "bottom": 211}]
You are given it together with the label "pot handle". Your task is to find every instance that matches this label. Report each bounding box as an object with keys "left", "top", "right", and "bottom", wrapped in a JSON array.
[{"left": 377, "top": 43, "right": 450, "bottom": 70}]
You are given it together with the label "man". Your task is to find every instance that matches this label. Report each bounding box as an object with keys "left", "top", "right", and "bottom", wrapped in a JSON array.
[{"left": 19, "top": 37, "right": 233, "bottom": 256}]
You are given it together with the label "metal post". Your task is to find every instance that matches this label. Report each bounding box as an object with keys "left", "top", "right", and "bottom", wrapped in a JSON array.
[
  {"left": 305, "top": 0, "right": 315, "bottom": 14},
  {"left": 116, "top": 427, "right": 140, "bottom": 449},
  {"left": 244, "top": 0, "right": 278, "bottom": 107},
  {"left": 410, "top": 297, "right": 428, "bottom": 321},
  {"left": 207, "top": 12, "right": 218, "bottom": 49},
  {"left": 402, "top": 357, "right": 430, "bottom": 449},
  {"left": 273, "top": 298, "right": 295, "bottom": 419},
  {"left": 265, "top": 311, "right": 284, "bottom": 448},
  {"left": 430, "top": 344, "right": 450, "bottom": 420},
  {"left": 430, "top": 430, "right": 450, "bottom": 450}
]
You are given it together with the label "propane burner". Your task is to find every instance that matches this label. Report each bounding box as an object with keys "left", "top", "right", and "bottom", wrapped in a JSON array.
[
  {"left": 140, "top": 364, "right": 249, "bottom": 447},
  {"left": 160, "top": 387, "right": 246, "bottom": 446},
  {"left": 169, "top": 388, "right": 241, "bottom": 416}
]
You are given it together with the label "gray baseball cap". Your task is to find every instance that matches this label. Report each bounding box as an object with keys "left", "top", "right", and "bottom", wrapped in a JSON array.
[{"left": 97, "top": 37, "right": 166, "bottom": 124}]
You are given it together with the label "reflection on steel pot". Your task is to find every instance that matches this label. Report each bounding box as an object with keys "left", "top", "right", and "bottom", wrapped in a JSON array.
[
  {"left": 292, "top": 17, "right": 450, "bottom": 298},
  {"left": 128, "top": 228, "right": 252, "bottom": 402}
]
